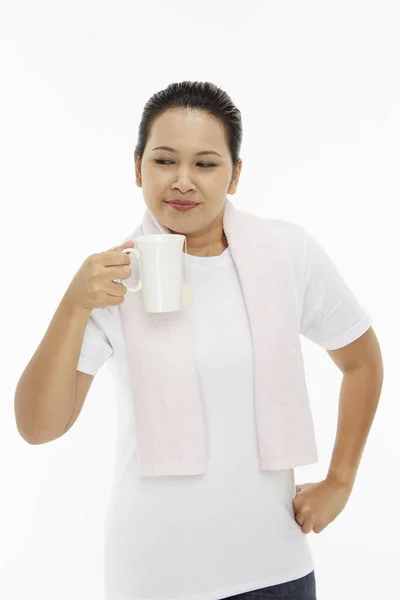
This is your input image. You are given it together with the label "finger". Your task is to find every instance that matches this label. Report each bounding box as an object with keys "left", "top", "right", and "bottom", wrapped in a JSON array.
[
  {"left": 102, "top": 241, "right": 135, "bottom": 266},
  {"left": 313, "top": 524, "right": 324, "bottom": 534},
  {"left": 107, "top": 240, "right": 135, "bottom": 253},
  {"left": 301, "top": 518, "right": 314, "bottom": 534},
  {"left": 295, "top": 512, "right": 306, "bottom": 527}
]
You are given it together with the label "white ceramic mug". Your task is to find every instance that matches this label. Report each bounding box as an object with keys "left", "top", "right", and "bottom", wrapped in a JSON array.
[{"left": 113, "top": 234, "right": 193, "bottom": 313}]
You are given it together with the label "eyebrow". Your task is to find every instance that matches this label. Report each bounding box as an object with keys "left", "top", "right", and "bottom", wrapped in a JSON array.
[{"left": 151, "top": 145, "right": 222, "bottom": 158}]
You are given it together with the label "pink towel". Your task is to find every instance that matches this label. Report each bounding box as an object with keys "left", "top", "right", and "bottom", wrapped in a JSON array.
[{"left": 119, "top": 199, "right": 318, "bottom": 477}]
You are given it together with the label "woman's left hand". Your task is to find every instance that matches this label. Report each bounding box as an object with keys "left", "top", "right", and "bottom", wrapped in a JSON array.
[{"left": 292, "top": 477, "right": 353, "bottom": 534}]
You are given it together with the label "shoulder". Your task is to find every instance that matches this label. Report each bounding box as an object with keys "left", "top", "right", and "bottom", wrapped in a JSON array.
[{"left": 264, "top": 217, "right": 308, "bottom": 258}]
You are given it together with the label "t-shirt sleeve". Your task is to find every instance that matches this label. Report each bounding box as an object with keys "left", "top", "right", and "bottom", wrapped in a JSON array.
[
  {"left": 77, "top": 314, "right": 114, "bottom": 376},
  {"left": 299, "top": 227, "right": 373, "bottom": 350}
]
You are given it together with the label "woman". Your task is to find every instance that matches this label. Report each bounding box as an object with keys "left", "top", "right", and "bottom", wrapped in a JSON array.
[
  {"left": 17, "top": 81, "right": 375, "bottom": 599},
  {"left": 95, "top": 81, "right": 371, "bottom": 600}
]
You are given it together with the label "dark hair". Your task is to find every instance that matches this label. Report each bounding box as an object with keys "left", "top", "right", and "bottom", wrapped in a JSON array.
[{"left": 134, "top": 81, "right": 243, "bottom": 169}]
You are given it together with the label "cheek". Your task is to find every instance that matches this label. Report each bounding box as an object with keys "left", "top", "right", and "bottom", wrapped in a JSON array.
[{"left": 146, "top": 167, "right": 170, "bottom": 188}]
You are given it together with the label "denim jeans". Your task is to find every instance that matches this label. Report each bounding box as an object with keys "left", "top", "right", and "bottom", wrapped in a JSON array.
[{"left": 224, "top": 570, "right": 317, "bottom": 600}]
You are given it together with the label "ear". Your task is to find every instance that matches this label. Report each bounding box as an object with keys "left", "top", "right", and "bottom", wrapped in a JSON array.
[
  {"left": 227, "top": 159, "right": 243, "bottom": 195},
  {"left": 135, "top": 156, "right": 142, "bottom": 188}
]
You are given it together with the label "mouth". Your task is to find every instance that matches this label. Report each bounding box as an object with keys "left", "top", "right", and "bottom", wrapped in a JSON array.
[{"left": 164, "top": 200, "right": 200, "bottom": 212}]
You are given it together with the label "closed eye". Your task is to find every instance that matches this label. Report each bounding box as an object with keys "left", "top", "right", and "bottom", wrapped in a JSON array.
[{"left": 154, "top": 159, "right": 217, "bottom": 168}]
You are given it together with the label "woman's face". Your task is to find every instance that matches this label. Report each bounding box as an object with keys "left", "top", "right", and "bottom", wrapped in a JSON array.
[{"left": 135, "top": 108, "right": 242, "bottom": 236}]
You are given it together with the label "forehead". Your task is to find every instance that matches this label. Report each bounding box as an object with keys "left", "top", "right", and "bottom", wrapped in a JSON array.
[{"left": 147, "top": 109, "right": 227, "bottom": 152}]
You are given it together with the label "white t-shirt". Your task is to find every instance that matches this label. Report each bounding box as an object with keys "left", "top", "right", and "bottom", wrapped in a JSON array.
[{"left": 77, "top": 219, "right": 372, "bottom": 600}]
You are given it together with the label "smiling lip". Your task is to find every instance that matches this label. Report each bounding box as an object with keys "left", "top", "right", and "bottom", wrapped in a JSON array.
[
  {"left": 165, "top": 200, "right": 199, "bottom": 211},
  {"left": 166, "top": 201, "right": 199, "bottom": 211},
  {"left": 165, "top": 200, "right": 198, "bottom": 206}
]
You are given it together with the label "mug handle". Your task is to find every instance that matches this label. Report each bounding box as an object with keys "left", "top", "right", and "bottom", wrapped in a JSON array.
[{"left": 115, "top": 247, "right": 142, "bottom": 292}]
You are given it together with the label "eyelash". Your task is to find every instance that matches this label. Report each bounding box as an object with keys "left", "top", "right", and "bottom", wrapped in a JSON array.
[{"left": 154, "top": 159, "right": 217, "bottom": 168}]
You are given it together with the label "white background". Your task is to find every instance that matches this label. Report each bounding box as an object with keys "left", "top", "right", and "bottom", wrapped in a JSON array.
[{"left": 1, "top": 1, "right": 398, "bottom": 599}]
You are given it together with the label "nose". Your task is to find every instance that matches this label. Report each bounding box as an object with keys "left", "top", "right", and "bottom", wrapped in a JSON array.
[{"left": 171, "top": 166, "right": 196, "bottom": 192}]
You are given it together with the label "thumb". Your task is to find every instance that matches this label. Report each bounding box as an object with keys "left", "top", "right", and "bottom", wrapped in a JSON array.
[{"left": 108, "top": 240, "right": 135, "bottom": 252}]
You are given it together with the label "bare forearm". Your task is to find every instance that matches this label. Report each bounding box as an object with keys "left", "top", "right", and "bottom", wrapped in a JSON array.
[
  {"left": 326, "top": 365, "right": 383, "bottom": 489},
  {"left": 14, "top": 291, "right": 91, "bottom": 444}
]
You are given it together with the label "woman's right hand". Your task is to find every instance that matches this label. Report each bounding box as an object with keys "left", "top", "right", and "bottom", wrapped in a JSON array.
[{"left": 65, "top": 241, "right": 135, "bottom": 312}]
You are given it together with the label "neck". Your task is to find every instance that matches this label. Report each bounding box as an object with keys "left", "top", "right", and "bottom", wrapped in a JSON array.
[{"left": 184, "top": 231, "right": 228, "bottom": 257}]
